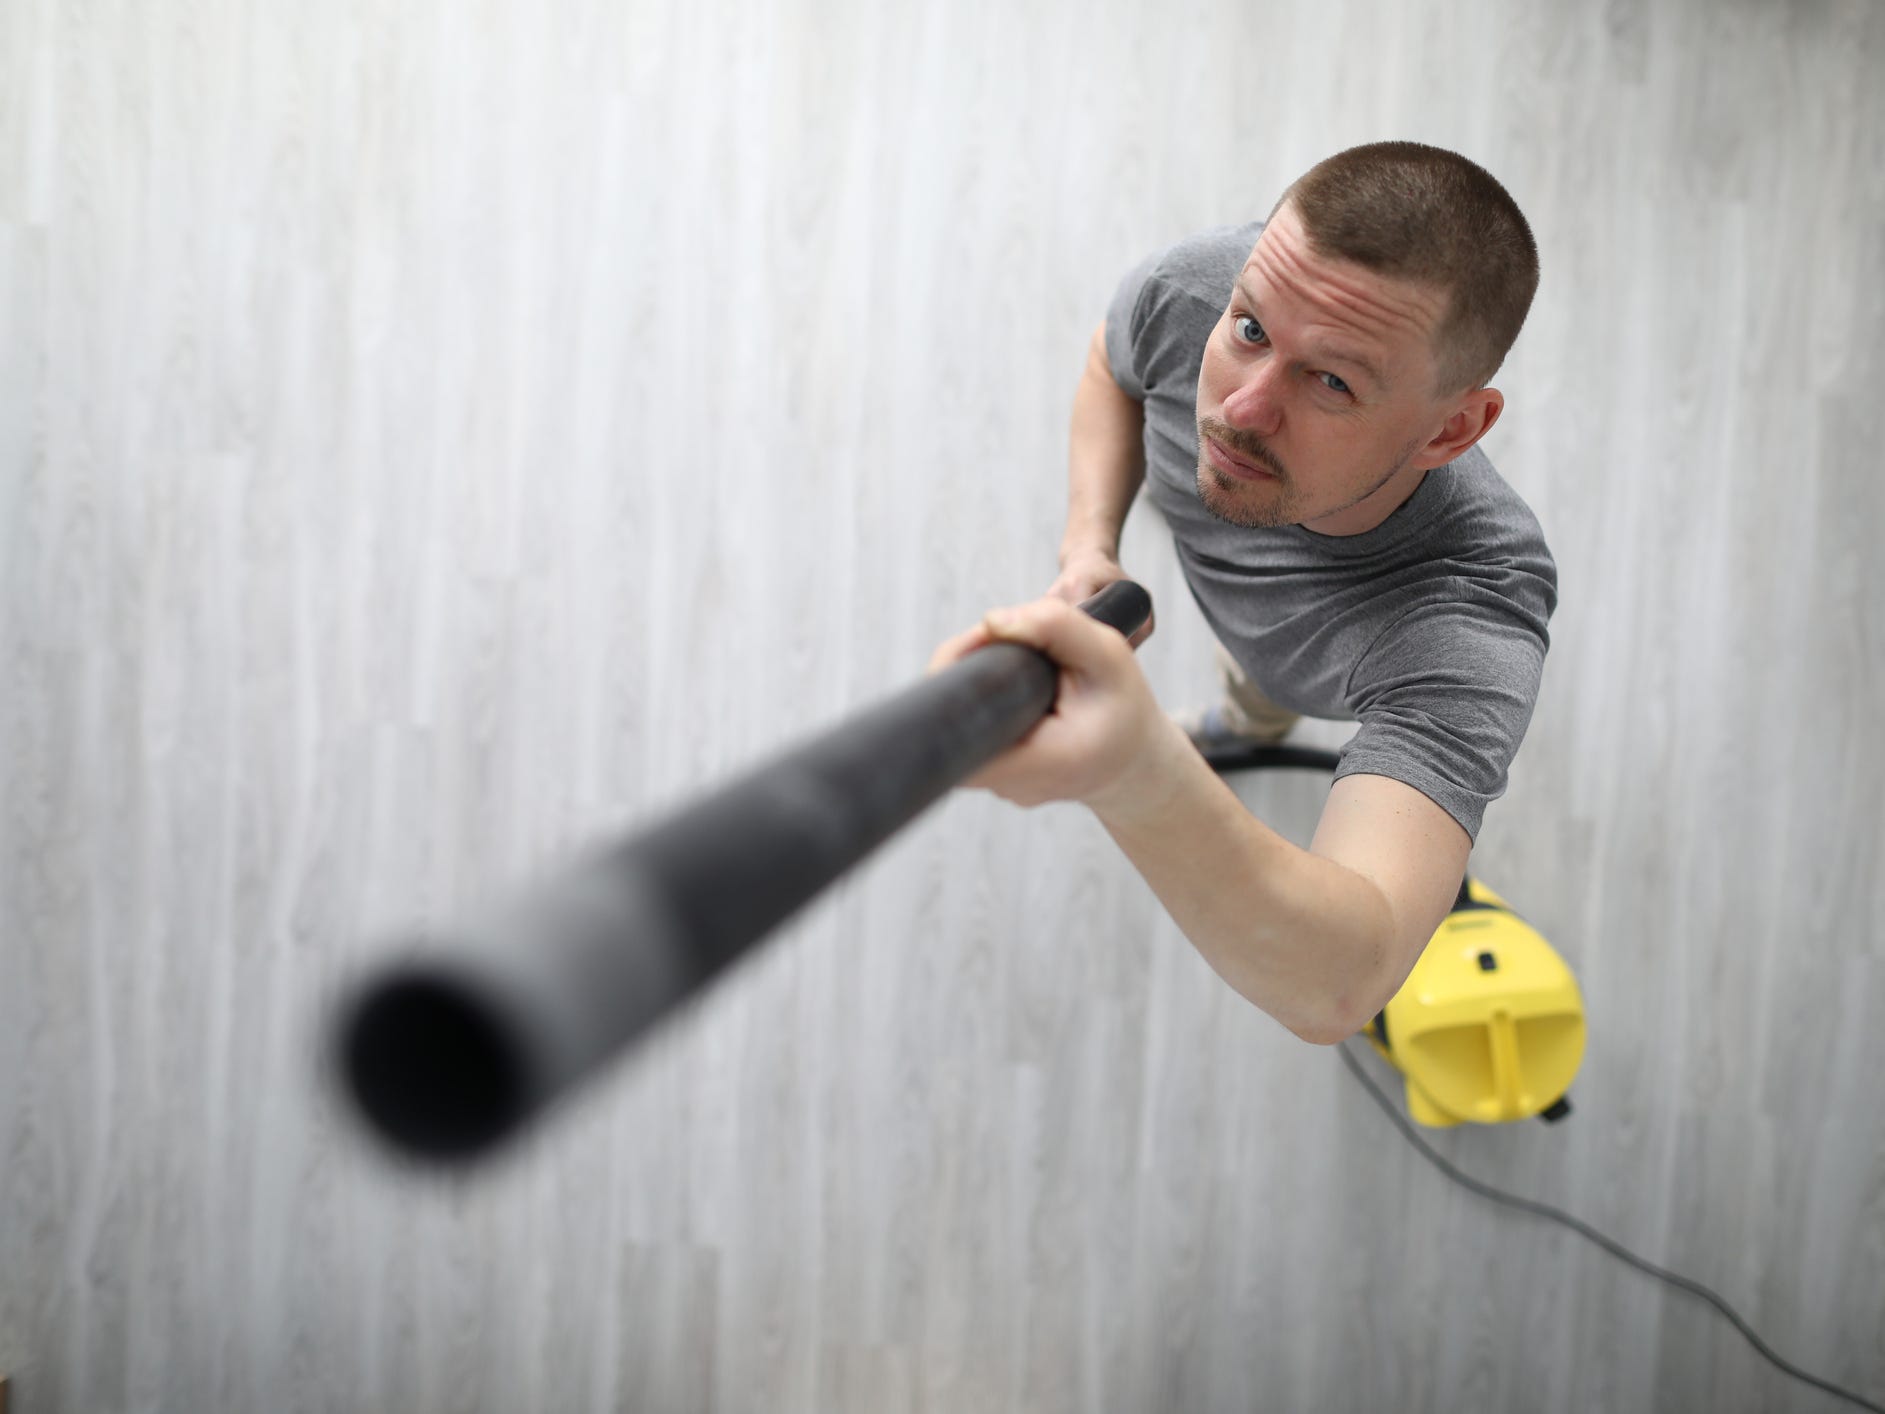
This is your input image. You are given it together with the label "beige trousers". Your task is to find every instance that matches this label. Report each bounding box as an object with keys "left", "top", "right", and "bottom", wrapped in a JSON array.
[{"left": 1213, "top": 642, "right": 1303, "bottom": 743}]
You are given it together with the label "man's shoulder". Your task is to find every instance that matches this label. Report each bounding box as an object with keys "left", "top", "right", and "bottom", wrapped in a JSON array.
[
  {"left": 1441, "top": 451, "right": 1554, "bottom": 567},
  {"left": 1109, "top": 219, "right": 1264, "bottom": 399},
  {"left": 1418, "top": 449, "right": 1559, "bottom": 627},
  {"left": 1135, "top": 219, "right": 1266, "bottom": 308}
]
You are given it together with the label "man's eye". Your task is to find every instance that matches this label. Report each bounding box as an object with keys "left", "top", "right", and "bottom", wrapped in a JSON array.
[
  {"left": 1319, "top": 372, "right": 1352, "bottom": 395},
  {"left": 1233, "top": 315, "right": 1266, "bottom": 344}
]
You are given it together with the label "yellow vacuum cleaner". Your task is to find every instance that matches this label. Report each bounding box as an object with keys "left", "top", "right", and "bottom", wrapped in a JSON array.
[
  {"left": 1183, "top": 736, "right": 1591, "bottom": 1134},
  {"left": 1359, "top": 875, "right": 1585, "bottom": 1127}
]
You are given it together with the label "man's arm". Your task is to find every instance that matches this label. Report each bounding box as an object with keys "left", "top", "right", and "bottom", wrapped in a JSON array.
[
  {"left": 929, "top": 599, "right": 1471, "bottom": 1045},
  {"left": 1096, "top": 733, "right": 1388, "bottom": 1043},
  {"left": 1305, "top": 772, "right": 1474, "bottom": 1027},
  {"left": 1095, "top": 732, "right": 1469, "bottom": 1044},
  {"left": 1048, "top": 323, "right": 1152, "bottom": 639}
]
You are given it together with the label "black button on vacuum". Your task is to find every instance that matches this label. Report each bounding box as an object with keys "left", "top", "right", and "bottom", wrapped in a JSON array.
[{"left": 1477, "top": 951, "right": 1497, "bottom": 971}]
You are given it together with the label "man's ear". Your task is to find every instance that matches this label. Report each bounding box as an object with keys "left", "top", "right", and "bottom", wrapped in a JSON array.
[{"left": 1414, "top": 387, "right": 1504, "bottom": 469}]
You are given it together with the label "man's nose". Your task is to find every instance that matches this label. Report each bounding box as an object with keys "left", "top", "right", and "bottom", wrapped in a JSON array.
[{"left": 1219, "top": 358, "right": 1285, "bottom": 436}]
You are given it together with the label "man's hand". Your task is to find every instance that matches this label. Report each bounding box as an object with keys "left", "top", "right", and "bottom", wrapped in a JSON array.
[
  {"left": 1045, "top": 549, "right": 1155, "bottom": 647},
  {"left": 927, "top": 596, "right": 1187, "bottom": 814}
]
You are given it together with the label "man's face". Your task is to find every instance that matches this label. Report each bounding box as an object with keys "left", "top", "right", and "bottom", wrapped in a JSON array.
[{"left": 1195, "top": 201, "right": 1458, "bottom": 534}]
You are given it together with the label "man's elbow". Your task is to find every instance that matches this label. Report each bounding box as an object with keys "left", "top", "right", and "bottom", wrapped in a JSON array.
[
  {"left": 1277, "top": 992, "right": 1364, "bottom": 1046},
  {"left": 1291, "top": 1012, "right": 1363, "bottom": 1047},
  {"left": 1292, "top": 950, "right": 1395, "bottom": 1046}
]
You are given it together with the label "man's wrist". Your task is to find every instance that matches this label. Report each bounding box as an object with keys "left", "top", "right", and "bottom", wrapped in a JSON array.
[
  {"left": 1058, "top": 532, "right": 1120, "bottom": 568},
  {"left": 1084, "top": 716, "right": 1197, "bottom": 830}
]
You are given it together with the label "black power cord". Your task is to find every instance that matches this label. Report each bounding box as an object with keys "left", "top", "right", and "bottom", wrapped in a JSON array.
[
  {"left": 1206, "top": 744, "right": 1879, "bottom": 1408},
  {"left": 1336, "top": 1037, "right": 1884, "bottom": 1413}
]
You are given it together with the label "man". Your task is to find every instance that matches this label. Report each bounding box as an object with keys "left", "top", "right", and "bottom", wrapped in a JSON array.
[{"left": 929, "top": 142, "right": 1557, "bottom": 1047}]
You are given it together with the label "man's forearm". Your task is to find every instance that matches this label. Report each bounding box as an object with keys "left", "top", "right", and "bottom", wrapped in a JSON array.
[
  {"left": 1088, "top": 720, "right": 1395, "bottom": 1045},
  {"left": 1061, "top": 352, "right": 1148, "bottom": 562}
]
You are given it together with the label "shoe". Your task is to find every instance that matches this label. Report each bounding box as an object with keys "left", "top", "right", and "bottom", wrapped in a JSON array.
[{"left": 1170, "top": 703, "right": 1295, "bottom": 755}]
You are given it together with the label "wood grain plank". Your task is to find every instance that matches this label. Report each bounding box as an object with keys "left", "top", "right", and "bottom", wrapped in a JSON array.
[{"left": 3, "top": 0, "right": 1883, "bottom": 1411}]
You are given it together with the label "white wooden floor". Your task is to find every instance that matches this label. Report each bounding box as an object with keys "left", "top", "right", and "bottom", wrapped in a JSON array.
[{"left": 3, "top": 0, "right": 1882, "bottom": 1410}]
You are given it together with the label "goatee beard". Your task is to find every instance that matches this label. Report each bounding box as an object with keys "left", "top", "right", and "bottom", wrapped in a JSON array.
[
  {"left": 1196, "top": 421, "right": 1294, "bottom": 528},
  {"left": 1197, "top": 461, "right": 1293, "bottom": 528}
]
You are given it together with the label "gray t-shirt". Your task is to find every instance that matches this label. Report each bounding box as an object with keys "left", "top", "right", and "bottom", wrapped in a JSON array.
[{"left": 1104, "top": 220, "right": 1557, "bottom": 844}]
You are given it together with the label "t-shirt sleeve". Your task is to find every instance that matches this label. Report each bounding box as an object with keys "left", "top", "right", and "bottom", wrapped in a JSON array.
[
  {"left": 1104, "top": 223, "right": 1255, "bottom": 405},
  {"left": 1102, "top": 249, "right": 1164, "bottom": 402},
  {"left": 1333, "top": 589, "right": 1552, "bottom": 844}
]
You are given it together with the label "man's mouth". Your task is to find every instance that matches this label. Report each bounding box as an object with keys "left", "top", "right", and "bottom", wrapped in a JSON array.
[{"left": 1206, "top": 436, "right": 1278, "bottom": 482}]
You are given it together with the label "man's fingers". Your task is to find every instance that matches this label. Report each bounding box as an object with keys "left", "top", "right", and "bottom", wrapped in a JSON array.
[
  {"left": 925, "top": 594, "right": 1158, "bottom": 810},
  {"left": 932, "top": 593, "right": 1139, "bottom": 687},
  {"left": 926, "top": 622, "right": 994, "bottom": 675},
  {"left": 979, "top": 597, "right": 1134, "bottom": 677},
  {"left": 1046, "top": 556, "right": 1127, "bottom": 608}
]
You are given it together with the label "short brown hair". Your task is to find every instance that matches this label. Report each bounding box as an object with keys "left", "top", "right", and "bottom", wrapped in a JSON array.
[{"left": 1276, "top": 141, "right": 1539, "bottom": 395}]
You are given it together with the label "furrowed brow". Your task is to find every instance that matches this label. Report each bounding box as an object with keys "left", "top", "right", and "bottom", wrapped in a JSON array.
[{"left": 1234, "top": 277, "right": 1388, "bottom": 391}]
